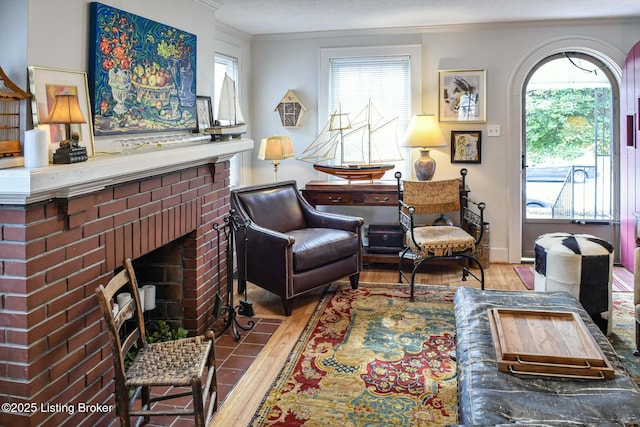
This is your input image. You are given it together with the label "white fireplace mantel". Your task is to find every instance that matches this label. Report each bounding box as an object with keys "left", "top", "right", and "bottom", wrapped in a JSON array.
[{"left": 0, "top": 138, "right": 253, "bottom": 205}]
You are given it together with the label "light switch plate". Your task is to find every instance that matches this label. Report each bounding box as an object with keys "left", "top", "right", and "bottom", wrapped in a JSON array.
[{"left": 487, "top": 124, "right": 501, "bottom": 137}]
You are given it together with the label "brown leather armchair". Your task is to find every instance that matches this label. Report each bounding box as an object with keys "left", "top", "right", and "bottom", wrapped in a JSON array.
[{"left": 230, "top": 180, "right": 363, "bottom": 315}]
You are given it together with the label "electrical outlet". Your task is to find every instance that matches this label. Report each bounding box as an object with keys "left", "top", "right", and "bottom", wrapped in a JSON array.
[{"left": 487, "top": 124, "right": 501, "bottom": 137}]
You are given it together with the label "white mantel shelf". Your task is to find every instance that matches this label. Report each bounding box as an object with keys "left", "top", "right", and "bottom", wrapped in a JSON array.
[{"left": 0, "top": 138, "right": 253, "bottom": 205}]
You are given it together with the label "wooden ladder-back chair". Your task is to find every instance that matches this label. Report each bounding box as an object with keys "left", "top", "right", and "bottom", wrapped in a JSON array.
[
  {"left": 396, "top": 169, "right": 486, "bottom": 300},
  {"left": 95, "top": 258, "right": 217, "bottom": 427}
]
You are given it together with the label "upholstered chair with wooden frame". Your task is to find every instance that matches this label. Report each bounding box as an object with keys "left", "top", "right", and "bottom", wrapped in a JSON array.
[
  {"left": 396, "top": 169, "right": 486, "bottom": 300},
  {"left": 95, "top": 258, "right": 217, "bottom": 427}
]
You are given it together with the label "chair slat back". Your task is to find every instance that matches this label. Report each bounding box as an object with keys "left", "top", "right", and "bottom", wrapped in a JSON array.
[
  {"left": 402, "top": 178, "right": 462, "bottom": 214},
  {"left": 96, "top": 259, "right": 147, "bottom": 380}
]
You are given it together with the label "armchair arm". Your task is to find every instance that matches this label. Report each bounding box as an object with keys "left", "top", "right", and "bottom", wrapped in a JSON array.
[
  {"left": 235, "top": 220, "right": 295, "bottom": 296},
  {"left": 463, "top": 197, "right": 486, "bottom": 245},
  {"left": 297, "top": 193, "right": 364, "bottom": 232}
]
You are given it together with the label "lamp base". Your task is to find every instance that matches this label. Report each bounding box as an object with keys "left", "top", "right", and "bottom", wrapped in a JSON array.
[
  {"left": 414, "top": 148, "right": 436, "bottom": 181},
  {"left": 53, "top": 138, "right": 88, "bottom": 164}
]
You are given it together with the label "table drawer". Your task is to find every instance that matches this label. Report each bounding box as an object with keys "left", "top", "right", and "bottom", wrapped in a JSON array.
[
  {"left": 363, "top": 193, "right": 397, "bottom": 205},
  {"left": 304, "top": 192, "right": 354, "bottom": 205}
]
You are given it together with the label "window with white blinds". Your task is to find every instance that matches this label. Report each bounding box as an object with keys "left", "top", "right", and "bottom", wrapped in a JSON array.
[
  {"left": 329, "top": 56, "right": 411, "bottom": 130},
  {"left": 320, "top": 45, "right": 422, "bottom": 180}
]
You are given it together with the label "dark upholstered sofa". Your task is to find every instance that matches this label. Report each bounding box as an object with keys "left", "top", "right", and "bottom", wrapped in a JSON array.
[{"left": 230, "top": 180, "right": 363, "bottom": 315}]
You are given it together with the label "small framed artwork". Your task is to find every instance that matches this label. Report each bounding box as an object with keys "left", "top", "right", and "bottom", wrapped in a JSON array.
[
  {"left": 439, "top": 69, "right": 486, "bottom": 123},
  {"left": 451, "top": 131, "right": 481, "bottom": 163},
  {"left": 28, "top": 66, "right": 96, "bottom": 156},
  {"left": 196, "top": 96, "right": 213, "bottom": 131}
]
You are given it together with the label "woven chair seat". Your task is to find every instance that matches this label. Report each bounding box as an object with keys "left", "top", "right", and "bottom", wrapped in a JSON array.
[
  {"left": 407, "top": 225, "right": 475, "bottom": 257},
  {"left": 126, "top": 336, "right": 212, "bottom": 387}
]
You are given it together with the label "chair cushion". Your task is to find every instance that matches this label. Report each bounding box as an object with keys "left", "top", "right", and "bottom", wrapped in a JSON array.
[
  {"left": 407, "top": 225, "right": 475, "bottom": 257},
  {"left": 237, "top": 186, "right": 305, "bottom": 233},
  {"left": 288, "top": 228, "right": 359, "bottom": 272}
]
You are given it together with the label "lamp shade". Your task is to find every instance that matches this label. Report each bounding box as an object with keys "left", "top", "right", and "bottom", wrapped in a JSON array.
[
  {"left": 401, "top": 114, "right": 446, "bottom": 147},
  {"left": 258, "top": 135, "right": 295, "bottom": 161},
  {"left": 45, "top": 94, "right": 86, "bottom": 124}
]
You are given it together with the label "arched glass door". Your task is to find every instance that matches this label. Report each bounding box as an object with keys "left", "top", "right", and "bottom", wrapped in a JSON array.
[{"left": 522, "top": 52, "right": 618, "bottom": 259}]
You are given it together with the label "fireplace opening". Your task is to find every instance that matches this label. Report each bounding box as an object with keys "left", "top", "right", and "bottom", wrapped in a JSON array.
[{"left": 128, "top": 233, "right": 191, "bottom": 330}]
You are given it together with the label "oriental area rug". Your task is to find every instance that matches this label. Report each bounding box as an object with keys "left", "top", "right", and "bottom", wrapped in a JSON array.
[
  {"left": 250, "top": 282, "right": 458, "bottom": 426},
  {"left": 250, "top": 282, "right": 640, "bottom": 427}
]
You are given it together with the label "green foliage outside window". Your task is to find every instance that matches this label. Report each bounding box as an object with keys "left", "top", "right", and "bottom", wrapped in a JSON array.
[{"left": 526, "top": 87, "right": 611, "bottom": 165}]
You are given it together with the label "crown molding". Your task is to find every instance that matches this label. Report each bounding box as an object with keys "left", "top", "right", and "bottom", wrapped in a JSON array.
[
  {"left": 192, "top": 0, "right": 223, "bottom": 11},
  {"left": 251, "top": 16, "right": 640, "bottom": 41}
]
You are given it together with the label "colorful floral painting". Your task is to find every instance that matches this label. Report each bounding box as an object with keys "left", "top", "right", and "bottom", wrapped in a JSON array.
[{"left": 89, "top": 2, "right": 197, "bottom": 135}]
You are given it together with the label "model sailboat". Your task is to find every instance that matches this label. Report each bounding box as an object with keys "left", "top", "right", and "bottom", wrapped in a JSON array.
[
  {"left": 298, "top": 100, "right": 403, "bottom": 180},
  {"left": 205, "top": 74, "right": 246, "bottom": 138}
]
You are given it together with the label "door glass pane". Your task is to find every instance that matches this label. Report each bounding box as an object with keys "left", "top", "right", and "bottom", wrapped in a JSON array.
[{"left": 525, "top": 56, "right": 613, "bottom": 220}]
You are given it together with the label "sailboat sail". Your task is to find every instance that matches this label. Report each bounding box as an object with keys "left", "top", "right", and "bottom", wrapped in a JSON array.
[
  {"left": 205, "top": 74, "right": 246, "bottom": 137},
  {"left": 297, "top": 100, "right": 403, "bottom": 180},
  {"left": 217, "top": 74, "right": 245, "bottom": 125}
]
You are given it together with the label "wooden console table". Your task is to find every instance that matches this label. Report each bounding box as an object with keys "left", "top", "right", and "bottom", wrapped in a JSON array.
[
  {"left": 301, "top": 180, "right": 398, "bottom": 207},
  {"left": 301, "top": 180, "right": 399, "bottom": 264}
]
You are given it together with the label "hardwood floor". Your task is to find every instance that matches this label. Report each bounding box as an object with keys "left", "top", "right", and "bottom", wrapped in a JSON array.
[{"left": 209, "top": 262, "right": 528, "bottom": 426}]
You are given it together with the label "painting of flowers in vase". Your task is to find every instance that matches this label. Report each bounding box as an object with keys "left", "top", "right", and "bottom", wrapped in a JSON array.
[{"left": 89, "top": 2, "right": 197, "bottom": 135}]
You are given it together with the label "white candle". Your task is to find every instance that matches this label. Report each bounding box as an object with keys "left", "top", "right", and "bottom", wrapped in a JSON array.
[
  {"left": 24, "top": 129, "right": 49, "bottom": 168},
  {"left": 138, "top": 288, "right": 145, "bottom": 313},
  {"left": 142, "top": 284, "right": 156, "bottom": 311},
  {"left": 116, "top": 293, "right": 133, "bottom": 319}
]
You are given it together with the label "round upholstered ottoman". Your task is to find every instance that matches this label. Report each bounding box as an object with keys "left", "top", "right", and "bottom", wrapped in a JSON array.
[{"left": 534, "top": 232, "right": 614, "bottom": 335}]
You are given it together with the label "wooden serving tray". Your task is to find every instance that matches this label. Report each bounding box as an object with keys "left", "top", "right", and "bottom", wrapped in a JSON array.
[{"left": 488, "top": 308, "right": 614, "bottom": 380}]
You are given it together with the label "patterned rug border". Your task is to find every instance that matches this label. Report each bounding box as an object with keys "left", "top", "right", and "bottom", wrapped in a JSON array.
[{"left": 249, "top": 281, "right": 459, "bottom": 426}]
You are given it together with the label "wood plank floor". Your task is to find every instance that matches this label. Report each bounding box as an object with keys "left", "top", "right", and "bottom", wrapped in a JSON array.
[{"left": 210, "top": 262, "right": 528, "bottom": 426}]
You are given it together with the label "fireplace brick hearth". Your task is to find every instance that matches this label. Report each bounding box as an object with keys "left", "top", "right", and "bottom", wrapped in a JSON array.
[{"left": 0, "top": 159, "right": 234, "bottom": 426}]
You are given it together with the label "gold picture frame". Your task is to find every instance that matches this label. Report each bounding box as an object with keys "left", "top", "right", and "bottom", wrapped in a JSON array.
[
  {"left": 28, "top": 66, "right": 95, "bottom": 156},
  {"left": 439, "top": 69, "right": 486, "bottom": 123}
]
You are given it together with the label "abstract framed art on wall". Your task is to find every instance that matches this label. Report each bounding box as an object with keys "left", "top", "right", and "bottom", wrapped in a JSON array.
[
  {"left": 451, "top": 130, "right": 482, "bottom": 163},
  {"left": 439, "top": 69, "right": 486, "bottom": 123},
  {"left": 88, "top": 2, "right": 197, "bottom": 135}
]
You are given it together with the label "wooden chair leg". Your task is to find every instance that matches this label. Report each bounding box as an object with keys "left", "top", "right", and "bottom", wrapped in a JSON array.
[
  {"left": 191, "top": 379, "right": 205, "bottom": 427},
  {"left": 142, "top": 386, "right": 151, "bottom": 423}
]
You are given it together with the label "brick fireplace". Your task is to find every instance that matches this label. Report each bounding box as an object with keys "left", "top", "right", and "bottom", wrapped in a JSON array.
[{"left": 0, "top": 140, "right": 251, "bottom": 426}]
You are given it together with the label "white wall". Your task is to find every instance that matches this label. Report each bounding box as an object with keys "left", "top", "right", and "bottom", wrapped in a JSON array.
[
  {"left": 0, "top": 0, "right": 28, "bottom": 143},
  {"left": 247, "top": 20, "right": 640, "bottom": 263}
]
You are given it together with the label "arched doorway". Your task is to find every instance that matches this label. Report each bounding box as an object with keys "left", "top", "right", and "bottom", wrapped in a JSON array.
[
  {"left": 521, "top": 52, "right": 619, "bottom": 259},
  {"left": 505, "top": 38, "right": 623, "bottom": 263}
]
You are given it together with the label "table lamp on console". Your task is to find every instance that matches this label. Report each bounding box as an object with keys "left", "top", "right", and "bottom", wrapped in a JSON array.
[{"left": 401, "top": 113, "right": 446, "bottom": 181}]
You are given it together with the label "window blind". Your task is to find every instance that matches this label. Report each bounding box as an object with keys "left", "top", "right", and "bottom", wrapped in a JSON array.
[{"left": 329, "top": 55, "right": 411, "bottom": 177}]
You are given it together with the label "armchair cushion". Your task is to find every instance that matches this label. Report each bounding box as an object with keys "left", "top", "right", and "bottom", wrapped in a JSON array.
[
  {"left": 289, "top": 228, "right": 360, "bottom": 272},
  {"left": 407, "top": 225, "right": 476, "bottom": 257}
]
